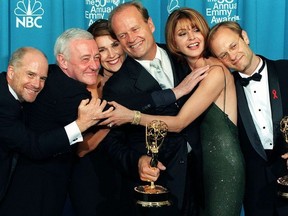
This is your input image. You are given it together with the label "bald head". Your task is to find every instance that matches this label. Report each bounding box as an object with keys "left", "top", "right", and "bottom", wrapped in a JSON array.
[{"left": 7, "top": 47, "right": 48, "bottom": 102}]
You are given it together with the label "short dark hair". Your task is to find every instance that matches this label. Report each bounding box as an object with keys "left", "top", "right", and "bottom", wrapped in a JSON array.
[{"left": 87, "top": 19, "right": 117, "bottom": 40}]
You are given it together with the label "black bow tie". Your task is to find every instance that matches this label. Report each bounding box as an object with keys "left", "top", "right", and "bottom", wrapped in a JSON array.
[{"left": 239, "top": 60, "right": 265, "bottom": 87}]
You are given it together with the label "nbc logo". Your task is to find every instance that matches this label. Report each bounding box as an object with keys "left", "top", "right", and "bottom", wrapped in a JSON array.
[{"left": 14, "top": 0, "right": 44, "bottom": 28}]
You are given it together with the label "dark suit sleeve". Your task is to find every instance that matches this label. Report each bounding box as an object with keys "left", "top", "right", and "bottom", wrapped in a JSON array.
[
  {"left": 115, "top": 90, "right": 176, "bottom": 112},
  {"left": 101, "top": 126, "right": 143, "bottom": 179},
  {"left": 103, "top": 83, "right": 176, "bottom": 113},
  {"left": 151, "top": 89, "right": 176, "bottom": 108},
  {"left": 0, "top": 102, "right": 70, "bottom": 160}
]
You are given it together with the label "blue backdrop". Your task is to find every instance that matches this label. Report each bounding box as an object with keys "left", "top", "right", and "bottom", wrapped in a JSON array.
[{"left": 1, "top": 0, "right": 287, "bottom": 71}]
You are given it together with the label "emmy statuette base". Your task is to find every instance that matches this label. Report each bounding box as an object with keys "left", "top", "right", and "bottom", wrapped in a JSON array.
[
  {"left": 277, "top": 175, "right": 288, "bottom": 199},
  {"left": 134, "top": 185, "right": 172, "bottom": 208}
]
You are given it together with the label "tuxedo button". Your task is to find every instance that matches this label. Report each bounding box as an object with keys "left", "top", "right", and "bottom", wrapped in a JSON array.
[
  {"left": 53, "top": 152, "right": 63, "bottom": 157},
  {"left": 179, "top": 160, "right": 185, "bottom": 164}
]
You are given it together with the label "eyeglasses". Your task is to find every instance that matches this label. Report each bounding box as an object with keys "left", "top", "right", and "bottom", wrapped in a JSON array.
[{"left": 217, "top": 37, "right": 241, "bottom": 61}]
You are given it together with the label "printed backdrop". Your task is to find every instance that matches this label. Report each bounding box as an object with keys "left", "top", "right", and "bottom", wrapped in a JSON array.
[{"left": 1, "top": 0, "right": 288, "bottom": 71}]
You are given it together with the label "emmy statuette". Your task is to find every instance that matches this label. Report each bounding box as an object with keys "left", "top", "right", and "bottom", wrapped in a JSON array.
[
  {"left": 277, "top": 116, "right": 288, "bottom": 199},
  {"left": 134, "top": 120, "right": 171, "bottom": 207}
]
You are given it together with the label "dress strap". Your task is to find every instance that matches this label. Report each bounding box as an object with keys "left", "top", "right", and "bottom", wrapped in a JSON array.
[
  {"left": 209, "top": 65, "right": 226, "bottom": 113},
  {"left": 223, "top": 69, "right": 227, "bottom": 114}
]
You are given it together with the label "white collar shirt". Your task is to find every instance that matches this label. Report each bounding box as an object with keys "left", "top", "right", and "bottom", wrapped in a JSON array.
[
  {"left": 239, "top": 59, "right": 273, "bottom": 149},
  {"left": 136, "top": 45, "right": 174, "bottom": 88}
]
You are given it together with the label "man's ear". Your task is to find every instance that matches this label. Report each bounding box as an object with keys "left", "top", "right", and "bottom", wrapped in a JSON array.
[
  {"left": 241, "top": 30, "right": 250, "bottom": 45},
  {"left": 57, "top": 54, "right": 68, "bottom": 70},
  {"left": 147, "top": 17, "right": 155, "bottom": 33},
  {"left": 7, "top": 65, "right": 15, "bottom": 80}
]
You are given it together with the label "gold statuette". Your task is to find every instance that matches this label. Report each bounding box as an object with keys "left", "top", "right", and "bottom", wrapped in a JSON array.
[
  {"left": 134, "top": 120, "right": 171, "bottom": 207},
  {"left": 277, "top": 116, "right": 288, "bottom": 199}
]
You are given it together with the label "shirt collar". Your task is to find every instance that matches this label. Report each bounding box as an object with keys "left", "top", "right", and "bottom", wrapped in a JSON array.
[
  {"left": 239, "top": 58, "right": 264, "bottom": 78},
  {"left": 135, "top": 45, "right": 163, "bottom": 70},
  {"left": 8, "top": 84, "right": 20, "bottom": 101}
]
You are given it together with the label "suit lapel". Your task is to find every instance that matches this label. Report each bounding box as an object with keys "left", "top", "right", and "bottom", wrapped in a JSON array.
[
  {"left": 157, "top": 43, "right": 189, "bottom": 86},
  {"left": 265, "top": 59, "right": 283, "bottom": 144},
  {"left": 136, "top": 66, "right": 161, "bottom": 91},
  {"left": 123, "top": 46, "right": 186, "bottom": 92},
  {"left": 236, "top": 78, "right": 267, "bottom": 160},
  {"left": 166, "top": 52, "right": 181, "bottom": 86},
  {"left": 125, "top": 57, "right": 161, "bottom": 92}
]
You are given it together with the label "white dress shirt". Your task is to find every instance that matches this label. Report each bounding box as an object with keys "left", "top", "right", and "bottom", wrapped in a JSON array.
[
  {"left": 136, "top": 45, "right": 174, "bottom": 88},
  {"left": 239, "top": 59, "right": 274, "bottom": 149}
]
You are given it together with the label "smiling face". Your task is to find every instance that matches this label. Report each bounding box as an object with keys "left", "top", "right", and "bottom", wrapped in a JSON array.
[
  {"left": 58, "top": 39, "right": 101, "bottom": 85},
  {"left": 165, "top": 8, "right": 209, "bottom": 62},
  {"left": 7, "top": 49, "right": 48, "bottom": 102},
  {"left": 95, "top": 35, "right": 126, "bottom": 72},
  {"left": 209, "top": 27, "right": 256, "bottom": 74},
  {"left": 174, "top": 19, "right": 205, "bottom": 60},
  {"left": 111, "top": 5, "right": 156, "bottom": 60}
]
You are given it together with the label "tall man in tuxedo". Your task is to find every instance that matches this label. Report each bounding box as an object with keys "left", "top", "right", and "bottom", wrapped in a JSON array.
[
  {"left": 0, "top": 30, "right": 112, "bottom": 216},
  {"left": 101, "top": 2, "right": 204, "bottom": 216},
  {"left": 208, "top": 21, "right": 288, "bottom": 216}
]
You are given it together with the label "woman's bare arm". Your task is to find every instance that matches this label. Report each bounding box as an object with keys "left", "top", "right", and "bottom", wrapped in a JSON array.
[
  {"left": 100, "top": 65, "right": 225, "bottom": 132},
  {"left": 77, "top": 128, "right": 110, "bottom": 157}
]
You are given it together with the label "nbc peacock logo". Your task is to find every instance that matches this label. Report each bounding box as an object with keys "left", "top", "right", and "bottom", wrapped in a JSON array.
[{"left": 14, "top": 0, "right": 44, "bottom": 28}]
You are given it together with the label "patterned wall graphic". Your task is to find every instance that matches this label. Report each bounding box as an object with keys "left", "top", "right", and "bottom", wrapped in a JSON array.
[{"left": 0, "top": 0, "right": 287, "bottom": 72}]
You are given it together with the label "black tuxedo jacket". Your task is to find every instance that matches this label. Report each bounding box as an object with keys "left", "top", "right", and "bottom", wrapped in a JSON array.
[
  {"left": 0, "top": 65, "right": 91, "bottom": 216},
  {"left": 0, "top": 72, "right": 70, "bottom": 204},
  {"left": 102, "top": 45, "right": 201, "bottom": 215},
  {"left": 233, "top": 56, "right": 288, "bottom": 216}
]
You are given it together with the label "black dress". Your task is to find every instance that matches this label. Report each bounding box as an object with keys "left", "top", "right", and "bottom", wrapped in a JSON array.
[{"left": 200, "top": 74, "right": 245, "bottom": 216}]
